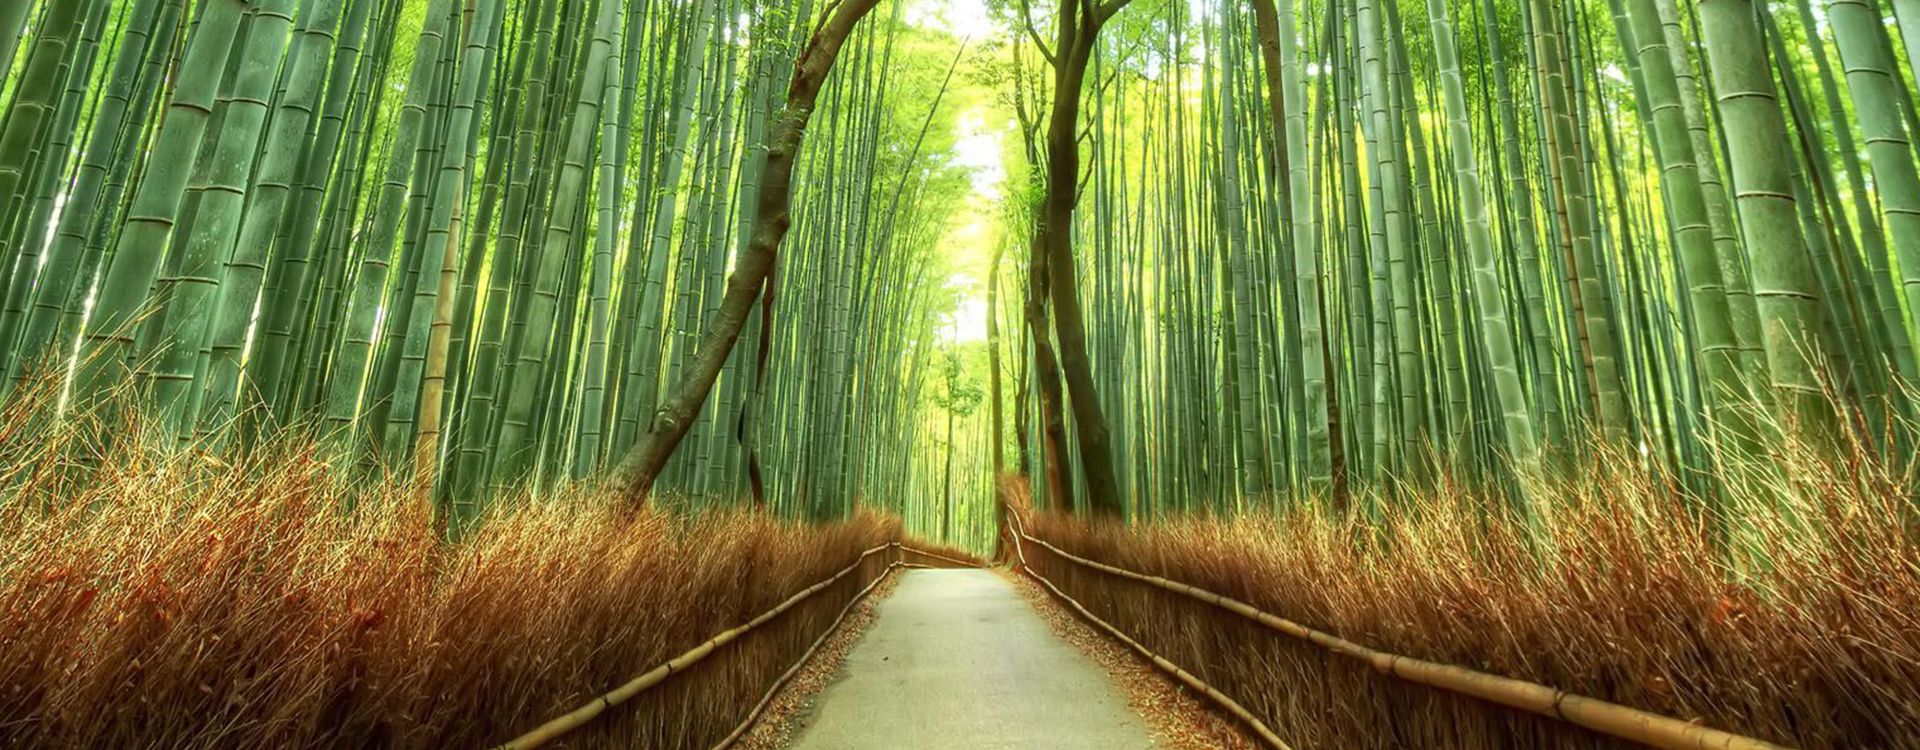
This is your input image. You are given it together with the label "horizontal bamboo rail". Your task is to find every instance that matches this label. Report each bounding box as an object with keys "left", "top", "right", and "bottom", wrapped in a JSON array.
[
  {"left": 1006, "top": 510, "right": 1293, "bottom": 750},
  {"left": 711, "top": 560, "right": 910, "bottom": 750},
  {"left": 494, "top": 542, "right": 898, "bottom": 749},
  {"left": 1008, "top": 510, "right": 1793, "bottom": 750},
  {"left": 715, "top": 551, "right": 970, "bottom": 749}
]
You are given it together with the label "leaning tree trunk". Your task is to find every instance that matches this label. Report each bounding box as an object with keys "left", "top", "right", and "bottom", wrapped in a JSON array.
[
  {"left": 1036, "top": 0, "right": 1131, "bottom": 518},
  {"left": 1007, "top": 46, "right": 1071, "bottom": 510},
  {"left": 612, "top": 0, "right": 887, "bottom": 505}
]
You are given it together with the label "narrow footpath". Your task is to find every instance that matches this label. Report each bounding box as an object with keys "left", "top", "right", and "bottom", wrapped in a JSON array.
[{"left": 785, "top": 568, "right": 1159, "bottom": 749}]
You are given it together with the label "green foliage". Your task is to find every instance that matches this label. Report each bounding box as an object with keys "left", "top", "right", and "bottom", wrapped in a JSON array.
[{"left": 2, "top": 0, "right": 1918, "bottom": 539}]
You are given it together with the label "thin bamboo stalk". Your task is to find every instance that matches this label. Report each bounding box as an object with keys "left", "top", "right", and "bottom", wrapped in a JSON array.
[
  {"left": 1010, "top": 515, "right": 1789, "bottom": 750},
  {"left": 493, "top": 542, "right": 898, "bottom": 749}
]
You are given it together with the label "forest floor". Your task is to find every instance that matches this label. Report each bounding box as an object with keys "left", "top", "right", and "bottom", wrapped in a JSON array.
[{"left": 779, "top": 569, "right": 1162, "bottom": 749}]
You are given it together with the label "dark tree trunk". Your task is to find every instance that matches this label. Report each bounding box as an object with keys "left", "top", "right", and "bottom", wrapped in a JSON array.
[
  {"left": 1249, "top": 0, "right": 1349, "bottom": 508},
  {"left": 613, "top": 0, "right": 885, "bottom": 505},
  {"left": 1247, "top": 0, "right": 1293, "bottom": 206},
  {"left": 1026, "top": 216, "right": 1074, "bottom": 511},
  {"left": 1009, "top": 38, "right": 1067, "bottom": 510},
  {"left": 1014, "top": 351, "right": 1032, "bottom": 477},
  {"left": 1034, "top": 0, "right": 1130, "bottom": 518},
  {"left": 988, "top": 244, "right": 1008, "bottom": 559},
  {"left": 988, "top": 244, "right": 1006, "bottom": 475},
  {"left": 943, "top": 405, "right": 955, "bottom": 541}
]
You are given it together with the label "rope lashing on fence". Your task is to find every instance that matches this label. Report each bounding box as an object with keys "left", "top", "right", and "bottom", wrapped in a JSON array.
[
  {"left": 1005, "top": 509, "right": 1294, "bottom": 749},
  {"left": 1005, "top": 509, "right": 1793, "bottom": 750},
  {"left": 494, "top": 542, "right": 975, "bottom": 749}
]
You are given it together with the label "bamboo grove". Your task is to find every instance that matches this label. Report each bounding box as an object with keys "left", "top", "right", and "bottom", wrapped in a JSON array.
[
  {"left": 0, "top": 0, "right": 1007, "bottom": 544},
  {"left": 981, "top": 0, "right": 1920, "bottom": 517},
  {"left": 6, "top": 0, "right": 1920, "bottom": 534}
]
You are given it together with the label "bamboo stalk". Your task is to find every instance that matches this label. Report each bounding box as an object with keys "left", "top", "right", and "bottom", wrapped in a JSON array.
[
  {"left": 712, "top": 560, "right": 909, "bottom": 750},
  {"left": 1003, "top": 510, "right": 1292, "bottom": 749},
  {"left": 1012, "top": 517, "right": 1791, "bottom": 750},
  {"left": 493, "top": 542, "right": 898, "bottom": 749}
]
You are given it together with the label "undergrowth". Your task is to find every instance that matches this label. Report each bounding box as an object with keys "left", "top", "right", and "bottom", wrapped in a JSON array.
[
  {"left": 0, "top": 378, "right": 958, "bottom": 748},
  {"left": 1015, "top": 419, "right": 1920, "bottom": 749}
]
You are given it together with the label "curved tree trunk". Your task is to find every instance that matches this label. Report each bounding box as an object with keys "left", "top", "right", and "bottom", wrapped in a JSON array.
[
  {"left": 614, "top": 0, "right": 888, "bottom": 505},
  {"left": 1034, "top": 0, "right": 1131, "bottom": 518}
]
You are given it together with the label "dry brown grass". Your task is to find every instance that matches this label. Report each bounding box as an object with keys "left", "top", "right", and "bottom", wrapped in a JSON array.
[
  {"left": 1013, "top": 427, "right": 1920, "bottom": 749},
  {"left": 729, "top": 570, "right": 903, "bottom": 750},
  {"left": 0, "top": 387, "right": 922, "bottom": 748}
]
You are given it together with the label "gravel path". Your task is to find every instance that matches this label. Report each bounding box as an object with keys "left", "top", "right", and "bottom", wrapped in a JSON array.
[{"left": 784, "top": 568, "right": 1158, "bottom": 750}]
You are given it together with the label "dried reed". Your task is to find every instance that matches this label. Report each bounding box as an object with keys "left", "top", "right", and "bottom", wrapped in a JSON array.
[
  {"left": 0, "top": 384, "right": 942, "bottom": 748},
  {"left": 1015, "top": 417, "right": 1920, "bottom": 749}
]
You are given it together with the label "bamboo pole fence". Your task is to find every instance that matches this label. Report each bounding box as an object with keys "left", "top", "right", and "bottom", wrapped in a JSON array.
[
  {"left": 1004, "top": 508, "right": 1294, "bottom": 749},
  {"left": 713, "top": 550, "right": 981, "bottom": 750},
  {"left": 710, "top": 560, "right": 913, "bottom": 750},
  {"left": 493, "top": 542, "right": 896, "bottom": 749},
  {"left": 495, "top": 542, "right": 977, "bottom": 749},
  {"left": 1004, "top": 508, "right": 1794, "bottom": 750}
]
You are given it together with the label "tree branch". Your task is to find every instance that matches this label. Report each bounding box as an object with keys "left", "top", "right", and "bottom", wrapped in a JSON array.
[{"left": 1015, "top": 0, "right": 1057, "bottom": 66}]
